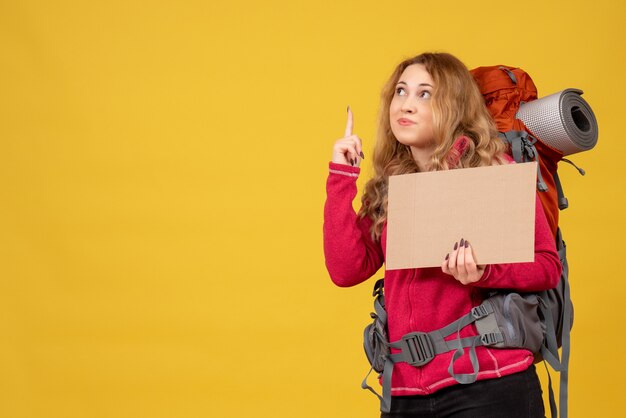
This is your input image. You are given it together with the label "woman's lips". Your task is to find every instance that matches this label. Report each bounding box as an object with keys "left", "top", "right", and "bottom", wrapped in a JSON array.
[{"left": 398, "top": 118, "right": 416, "bottom": 126}]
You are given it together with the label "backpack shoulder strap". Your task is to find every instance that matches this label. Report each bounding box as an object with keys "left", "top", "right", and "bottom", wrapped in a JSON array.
[{"left": 499, "top": 130, "right": 548, "bottom": 192}]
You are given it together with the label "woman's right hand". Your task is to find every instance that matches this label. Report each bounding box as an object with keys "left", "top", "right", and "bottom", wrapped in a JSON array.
[{"left": 332, "top": 106, "right": 365, "bottom": 167}]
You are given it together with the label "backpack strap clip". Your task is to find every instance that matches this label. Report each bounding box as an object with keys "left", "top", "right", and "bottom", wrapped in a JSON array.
[
  {"left": 392, "top": 332, "right": 436, "bottom": 367},
  {"left": 480, "top": 332, "right": 504, "bottom": 346},
  {"left": 471, "top": 304, "right": 491, "bottom": 319}
]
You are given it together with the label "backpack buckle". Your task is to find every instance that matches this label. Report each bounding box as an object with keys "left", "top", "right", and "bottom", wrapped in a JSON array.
[
  {"left": 398, "top": 332, "right": 435, "bottom": 366},
  {"left": 471, "top": 305, "right": 490, "bottom": 319},
  {"left": 480, "top": 332, "right": 504, "bottom": 346}
]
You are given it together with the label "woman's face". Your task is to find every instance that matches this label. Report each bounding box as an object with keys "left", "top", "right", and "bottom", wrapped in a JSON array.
[{"left": 389, "top": 64, "right": 435, "bottom": 151}]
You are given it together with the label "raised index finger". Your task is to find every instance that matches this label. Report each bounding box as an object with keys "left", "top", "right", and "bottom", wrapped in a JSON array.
[{"left": 344, "top": 106, "right": 353, "bottom": 137}]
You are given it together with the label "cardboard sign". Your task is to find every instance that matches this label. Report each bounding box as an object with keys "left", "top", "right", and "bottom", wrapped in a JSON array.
[{"left": 386, "top": 162, "right": 537, "bottom": 270}]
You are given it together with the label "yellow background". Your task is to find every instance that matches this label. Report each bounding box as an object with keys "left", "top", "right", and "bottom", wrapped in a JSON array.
[{"left": 1, "top": 0, "right": 624, "bottom": 417}]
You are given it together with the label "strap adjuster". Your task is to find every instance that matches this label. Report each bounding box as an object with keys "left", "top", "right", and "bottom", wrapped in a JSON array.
[
  {"left": 471, "top": 305, "right": 490, "bottom": 319},
  {"left": 480, "top": 332, "right": 504, "bottom": 346},
  {"left": 398, "top": 332, "right": 435, "bottom": 366}
]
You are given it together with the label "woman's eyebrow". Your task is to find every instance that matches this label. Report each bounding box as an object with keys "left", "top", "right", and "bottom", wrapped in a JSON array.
[{"left": 396, "top": 81, "right": 434, "bottom": 87}]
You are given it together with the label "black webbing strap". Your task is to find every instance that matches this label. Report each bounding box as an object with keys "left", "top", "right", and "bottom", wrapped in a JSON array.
[
  {"left": 555, "top": 158, "right": 586, "bottom": 211},
  {"left": 554, "top": 172, "right": 569, "bottom": 210}
]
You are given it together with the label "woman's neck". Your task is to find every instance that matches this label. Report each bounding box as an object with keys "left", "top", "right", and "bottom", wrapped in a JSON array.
[{"left": 410, "top": 145, "right": 435, "bottom": 172}]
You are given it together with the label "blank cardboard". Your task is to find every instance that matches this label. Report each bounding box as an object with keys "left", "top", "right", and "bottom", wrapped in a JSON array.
[{"left": 386, "top": 162, "right": 537, "bottom": 270}]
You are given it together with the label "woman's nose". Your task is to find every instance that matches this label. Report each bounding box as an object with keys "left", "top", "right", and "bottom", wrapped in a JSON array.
[{"left": 400, "top": 97, "right": 416, "bottom": 113}]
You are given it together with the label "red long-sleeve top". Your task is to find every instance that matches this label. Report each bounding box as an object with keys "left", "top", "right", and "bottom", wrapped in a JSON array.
[{"left": 323, "top": 160, "right": 562, "bottom": 396}]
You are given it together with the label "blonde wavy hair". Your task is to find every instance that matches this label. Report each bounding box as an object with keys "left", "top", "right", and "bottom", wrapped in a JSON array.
[{"left": 360, "top": 52, "right": 508, "bottom": 241}]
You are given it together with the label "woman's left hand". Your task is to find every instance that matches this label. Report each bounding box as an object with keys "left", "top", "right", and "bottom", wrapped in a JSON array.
[{"left": 441, "top": 238, "right": 486, "bottom": 285}]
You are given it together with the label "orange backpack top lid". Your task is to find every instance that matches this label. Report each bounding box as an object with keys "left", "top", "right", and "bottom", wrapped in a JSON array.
[{"left": 471, "top": 65, "right": 538, "bottom": 132}]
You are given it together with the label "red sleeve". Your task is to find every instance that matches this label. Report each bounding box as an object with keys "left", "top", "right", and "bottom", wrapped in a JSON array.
[
  {"left": 323, "top": 162, "right": 384, "bottom": 287},
  {"left": 473, "top": 193, "right": 562, "bottom": 291}
]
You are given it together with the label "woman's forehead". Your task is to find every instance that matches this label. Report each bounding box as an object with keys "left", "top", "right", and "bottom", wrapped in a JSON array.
[{"left": 398, "top": 64, "right": 434, "bottom": 86}]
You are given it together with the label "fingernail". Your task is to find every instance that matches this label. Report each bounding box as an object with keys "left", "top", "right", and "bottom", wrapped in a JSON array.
[
  {"left": 347, "top": 105, "right": 350, "bottom": 113},
  {"left": 360, "top": 151, "right": 365, "bottom": 159},
  {"left": 460, "top": 238, "right": 465, "bottom": 247},
  {"left": 445, "top": 253, "right": 449, "bottom": 260},
  {"left": 464, "top": 240, "right": 469, "bottom": 248},
  {"left": 454, "top": 242, "right": 458, "bottom": 250}
]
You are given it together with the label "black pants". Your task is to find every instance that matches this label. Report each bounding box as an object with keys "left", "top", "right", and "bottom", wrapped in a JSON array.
[{"left": 381, "top": 365, "right": 545, "bottom": 418}]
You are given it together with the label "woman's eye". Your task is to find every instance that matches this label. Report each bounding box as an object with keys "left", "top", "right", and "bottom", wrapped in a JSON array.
[
  {"left": 396, "top": 87, "right": 406, "bottom": 95},
  {"left": 419, "top": 91, "right": 432, "bottom": 99}
]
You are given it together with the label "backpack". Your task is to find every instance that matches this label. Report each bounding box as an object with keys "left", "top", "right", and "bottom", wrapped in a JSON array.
[
  {"left": 472, "top": 65, "right": 597, "bottom": 418},
  {"left": 361, "top": 65, "right": 597, "bottom": 418}
]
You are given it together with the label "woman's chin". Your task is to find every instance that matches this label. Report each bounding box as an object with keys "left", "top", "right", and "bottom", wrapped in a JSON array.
[{"left": 395, "top": 137, "right": 429, "bottom": 149}]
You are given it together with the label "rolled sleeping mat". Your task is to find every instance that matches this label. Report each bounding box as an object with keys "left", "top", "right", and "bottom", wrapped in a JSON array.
[{"left": 516, "top": 88, "right": 598, "bottom": 156}]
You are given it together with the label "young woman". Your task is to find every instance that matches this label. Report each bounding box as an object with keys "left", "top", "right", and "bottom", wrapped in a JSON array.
[{"left": 323, "top": 52, "right": 561, "bottom": 417}]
